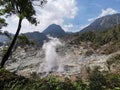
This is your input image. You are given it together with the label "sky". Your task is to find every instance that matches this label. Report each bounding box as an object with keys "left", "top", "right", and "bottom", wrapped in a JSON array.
[{"left": 2, "top": 0, "right": 120, "bottom": 33}]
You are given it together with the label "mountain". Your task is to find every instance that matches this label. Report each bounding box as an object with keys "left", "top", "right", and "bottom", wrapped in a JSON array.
[
  {"left": 0, "top": 34, "right": 9, "bottom": 43},
  {"left": 81, "top": 13, "right": 120, "bottom": 32},
  {"left": 43, "top": 24, "right": 66, "bottom": 37},
  {"left": 25, "top": 31, "right": 47, "bottom": 45},
  {"left": 25, "top": 24, "right": 66, "bottom": 45},
  {"left": 0, "top": 31, "right": 12, "bottom": 46}
]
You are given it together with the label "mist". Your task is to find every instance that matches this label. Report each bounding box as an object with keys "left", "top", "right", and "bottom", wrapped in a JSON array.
[{"left": 42, "top": 36, "right": 64, "bottom": 73}]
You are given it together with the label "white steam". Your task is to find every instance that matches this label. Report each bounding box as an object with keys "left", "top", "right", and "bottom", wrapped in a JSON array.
[{"left": 42, "top": 37, "right": 64, "bottom": 73}]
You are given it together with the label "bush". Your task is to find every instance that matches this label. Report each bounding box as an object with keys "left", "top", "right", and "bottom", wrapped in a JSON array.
[
  {"left": 1, "top": 68, "right": 120, "bottom": 90},
  {"left": 0, "top": 70, "right": 76, "bottom": 90},
  {"left": 2, "top": 46, "right": 8, "bottom": 57},
  {"left": 89, "top": 66, "right": 106, "bottom": 90},
  {"left": 17, "top": 34, "right": 34, "bottom": 47},
  {"left": 73, "top": 78, "right": 87, "bottom": 90},
  {"left": 105, "top": 74, "right": 120, "bottom": 89}
]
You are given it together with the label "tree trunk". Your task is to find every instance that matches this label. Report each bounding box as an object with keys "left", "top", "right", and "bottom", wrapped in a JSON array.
[{"left": 0, "top": 18, "right": 22, "bottom": 68}]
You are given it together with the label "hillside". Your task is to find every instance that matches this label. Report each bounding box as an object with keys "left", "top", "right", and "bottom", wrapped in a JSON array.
[
  {"left": 0, "top": 25, "right": 120, "bottom": 90},
  {"left": 1, "top": 1, "right": 120, "bottom": 90},
  {"left": 0, "top": 31, "right": 12, "bottom": 46},
  {"left": 0, "top": 34, "right": 8, "bottom": 43},
  {"left": 1, "top": 67, "right": 120, "bottom": 90},
  {"left": 65, "top": 24, "right": 120, "bottom": 55},
  {"left": 25, "top": 31, "right": 47, "bottom": 45},
  {"left": 1, "top": 29, "right": 120, "bottom": 89},
  {"left": 81, "top": 13, "right": 120, "bottom": 32},
  {"left": 1, "top": 14, "right": 120, "bottom": 90}
]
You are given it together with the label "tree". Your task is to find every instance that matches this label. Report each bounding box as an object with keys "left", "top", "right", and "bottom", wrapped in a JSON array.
[
  {"left": 0, "top": 18, "right": 7, "bottom": 29},
  {"left": 17, "top": 34, "right": 34, "bottom": 47},
  {"left": 0, "top": 0, "right": 47, "bottom": 68}
]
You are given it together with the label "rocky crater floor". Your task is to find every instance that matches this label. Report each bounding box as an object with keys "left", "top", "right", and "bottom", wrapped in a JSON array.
[{"left": 0, "top": 39, "right": 120, "bottom": 79}]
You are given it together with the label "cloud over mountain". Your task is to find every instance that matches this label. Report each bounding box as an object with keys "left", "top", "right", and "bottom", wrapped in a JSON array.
[
  {"left": 3, "top": 0, "right": 78, "bottom": 33},
  {"left": 88, "top": 8, "right": 118, "bottom": 22}
]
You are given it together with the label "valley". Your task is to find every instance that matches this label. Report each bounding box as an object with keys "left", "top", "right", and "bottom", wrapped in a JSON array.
[{"left": 0, "top": 13, "right": 120, "bottom": 90}]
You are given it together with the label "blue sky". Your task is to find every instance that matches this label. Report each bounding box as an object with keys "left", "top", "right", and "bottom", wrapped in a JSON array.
[
  {"left": 2, "top": 0, "right": 120, "bottom": 33},
  {"left": 66, "top": 0, "right": 120, "bottom": 32}
]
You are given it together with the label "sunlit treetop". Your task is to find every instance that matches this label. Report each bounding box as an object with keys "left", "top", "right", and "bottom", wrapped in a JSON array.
[{"left": 0, "top": 0, "right": 47, "bottom": 26}]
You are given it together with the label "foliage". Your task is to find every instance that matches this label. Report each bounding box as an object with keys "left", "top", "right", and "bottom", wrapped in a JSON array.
[
  {"left": 73, "top": 78, "right": 88, "bottom": 90},
  {"left": 0, "top": 70, "right": 75, "bottom": 90},
  {"left": 17, "top": 34, "right": 34, "bottom": 47},
  {"left": 0, "top": 0, "right": 47, "bottom": 68},
  {"left": 4, "top": 31, "right": 12, "bottom": 40},
  {"left": 0, "top": 18, "right": 7, "bottom": 29},
  {"left": 107, "top": 54, "right": 120, "bottom": 66},
  {"left": 105, "top": 73, "right": 120, "bottom": 89},
  {"left": 77, "top": 24, "right": 120, "bottom": 54},
  {"left": 0, "top": 0, "right": 35, "bottom": 24},
  {"left": 80, "top": 24, "right": 120, "bottom": 46},
  {"left": 88, "top": 66, "right": 106, "bottom": 90},
  {"left": 1, "top": 67, "right": 120, "bottom": 90},
  {"left": 0, "top": 0, "right": 47, "bottom": 24}
]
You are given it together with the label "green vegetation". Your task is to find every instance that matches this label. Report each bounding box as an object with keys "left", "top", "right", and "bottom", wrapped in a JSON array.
[
  {"left": 0, "top": 67, "right": 120, "bottom": 90},
  {"left": 0, "top": 69, "right": 75, "bottom": 90},
  {"left": 79, "top": 25, "right": 120, "bottom": 46},
  {"left": 0, "top": 18, "right": 7, "bottom": 29},
  {"left": 17, "top": 34, "right": 34, "bottom": 47},
  {"left": 88, "top": 66, "right": 120, "bottom": 90},
  {"left": 71, "top": 24, "right": 120, "bottom": 54},
  {"left": 105, "top": 74, "right": 120, "bottom": 89},
  {"left": 107, "top": 54, "right": 120, "bottom": 66},
  {"left": 89, "top": 66, "right": 106, "bottom": 90},
  {"left": 0, "top": 0, "right": 47, "bottom": 68}
]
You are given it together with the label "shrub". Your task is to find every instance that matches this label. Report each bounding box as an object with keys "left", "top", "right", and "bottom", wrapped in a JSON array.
[
  {"left": 105, "top": 73, "right": 120, "bottom": 89},
  {"left": 89, "top": 66, "right": 106, "bottom": 90},
  {"left": 73, "top": 78, "right": 87, "bottom": 90}
]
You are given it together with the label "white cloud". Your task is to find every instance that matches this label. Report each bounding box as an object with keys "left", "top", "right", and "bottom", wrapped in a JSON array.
[
  {"left": 63, "top": 23, "right": 74, "bottom": 31},
  {"left": 88, "top": 8, "right": 118, "bottom": 22},
  {"left": 72, "top": 24, "right": 89, "bottom": 32},
  {"left": 3, "top": 0, "right": 78, "bottom": 33},
  {"left": 62, "top": 23, "right": 90, "bottom": 32}
]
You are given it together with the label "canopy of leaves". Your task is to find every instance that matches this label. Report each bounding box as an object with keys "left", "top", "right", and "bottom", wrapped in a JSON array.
[
  {"left": 0, "top": 0, "right": 38, "bottom": 25},
  {"left": 0, "top": 18, "right": 7, "bottom": 29},
  {"left": 17, "top": 34, "right": 34, "bottom": 47}
]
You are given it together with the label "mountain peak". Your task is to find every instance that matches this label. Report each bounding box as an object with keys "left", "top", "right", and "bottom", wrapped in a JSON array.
[
  {"left": 43, "top": 24, "right": 65, "bottom": 37},
  {"left": 49, "top": 24, "right": 60, "bottom": 27}
]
